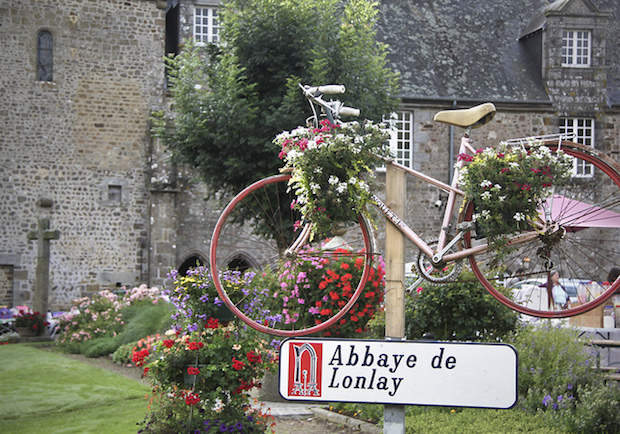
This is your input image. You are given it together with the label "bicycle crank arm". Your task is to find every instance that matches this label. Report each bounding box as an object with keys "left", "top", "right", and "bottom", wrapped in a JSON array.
[{"left": 431, "top": 230, "right": 466, "bottom": 263}]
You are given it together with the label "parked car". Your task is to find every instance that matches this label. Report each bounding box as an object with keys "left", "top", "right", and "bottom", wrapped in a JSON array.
[{"left": 509, "top": 277, "right": 590, "bottom": 305}]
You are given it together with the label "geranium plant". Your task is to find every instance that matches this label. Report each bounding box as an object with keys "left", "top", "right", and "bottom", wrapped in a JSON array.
[
  {"left": 15, "top": 311, "right": 48, "bottom": 335},
  {"left": 273, "top": 247, "right": 386, "bottom": 337},
  {"left": 458, "top": 140, "right": 573, "bottom": 247},
  {"left": 138, "top": 320, "right": 277, "bottom": 433},
  {"left": 275, "top": 119, "right": 391, "bottom": 237}
]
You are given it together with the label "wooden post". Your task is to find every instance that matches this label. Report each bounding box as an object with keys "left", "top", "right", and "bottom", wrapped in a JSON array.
[{"left": 383, "top": 163, "right": 406, "bottom": 433}]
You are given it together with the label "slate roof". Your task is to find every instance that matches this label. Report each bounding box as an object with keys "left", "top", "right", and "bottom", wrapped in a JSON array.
[{"left": 377, "top": 0, "right": 620, "bottom": 106}]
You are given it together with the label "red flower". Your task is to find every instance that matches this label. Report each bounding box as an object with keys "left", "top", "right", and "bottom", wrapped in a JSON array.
[
  {"left": 232, "top": 357, "right": 245, "bottom": 371},
  {"left": 188, "top": 342, "right": 204, "bottom": 351},
  {"left": 340, "top": 263, "right": 350, "bottom": 270},
  {"left": 247, "top": 351, "right": 262, "bottom": 364},
  {"left": 354, "top": 257, "right": 364, "bottom": 269},
  {"left": 206, "top": 317, "right": 220, "bottom": 329},
  {"left": 132, "top": 348, "right": 150, "bottom": 367},
  {"left": 162, "top": 339, "right": 175, "bottom": 348},
  {"left": 187, "top": 366, "right": 201, "bottom": 375},
  {"left": 458, "top": 153, "right": 475, "bottom": 162},
  {"left": 185, "top": 392, "right": 201, "bottom": 406},
  {"left": 318, "top": 281, "right": 328, "bottom": 290}
]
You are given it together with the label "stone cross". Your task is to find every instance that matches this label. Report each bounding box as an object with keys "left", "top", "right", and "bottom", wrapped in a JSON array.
[{"left": 27, "top": 218, "right": 61, "bottom": 314}]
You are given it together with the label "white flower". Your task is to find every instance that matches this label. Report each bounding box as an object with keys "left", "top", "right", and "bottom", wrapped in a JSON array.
[
  {"left": 499, "top": 195, "right": 506, "bottom": 202},
  {"left": 493, "top": 184, "right": 502, "bottom": 190},
  {"left": 481, "top": 209, "right": 491, "bottom": 219},
  {"left": 481, "top": 191, "right": 492, "bottom": 200},
  {"left": 194, "top": 84, "right": 202, "bottom": 90},
  {"left": 348, "top": 177, "right": 358, "bottom": 185},
  {"left": 336, "top": 183, "right": 348, "bottom": 194},
  {"left": 514, "top": 212, "right": 526, "bottom": 222},
  {"left": 328, "top": 175, "right": 339, "bottom": 185},
  {"left": 480, "top": 180, "right": 493, "bottom": 188}
]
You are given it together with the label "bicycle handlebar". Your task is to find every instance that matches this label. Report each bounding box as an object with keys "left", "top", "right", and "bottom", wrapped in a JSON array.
[
  {"left": 339, "top": 106, "right": 361, "bottom": 117},
  {"left": 305, "top": 85, "right": 346, "bottom": 95},
  {"left": 300, "top": 84, "right": 360, "bottom": 120}
]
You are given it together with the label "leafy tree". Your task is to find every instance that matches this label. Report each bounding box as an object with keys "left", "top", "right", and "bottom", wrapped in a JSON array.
[{"left": 153, "top": 0, "right": 399, "bottom": 195}]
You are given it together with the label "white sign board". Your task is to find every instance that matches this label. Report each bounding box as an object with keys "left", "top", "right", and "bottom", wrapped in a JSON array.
[{"left": 278, "top": 338, "right": 517, "bottom": 409}]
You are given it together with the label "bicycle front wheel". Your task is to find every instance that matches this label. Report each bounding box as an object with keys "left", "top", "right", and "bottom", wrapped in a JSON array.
[
  {"left": 462, "top": 141, "right": 620, "bottom": 318},
  {"left": 210, "top": 174, "right": 375, "bottom": 336}
]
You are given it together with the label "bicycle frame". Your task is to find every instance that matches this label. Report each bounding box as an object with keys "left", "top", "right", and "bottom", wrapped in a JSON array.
[{"left": 298, "top": 85, "right": 546, "bottom": 270}]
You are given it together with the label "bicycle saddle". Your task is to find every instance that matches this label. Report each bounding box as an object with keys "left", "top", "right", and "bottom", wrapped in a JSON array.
[{"left": 433, "top": 103, "right": 496, "bottom": 129}]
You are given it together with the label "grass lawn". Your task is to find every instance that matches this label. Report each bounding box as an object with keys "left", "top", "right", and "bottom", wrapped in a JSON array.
[{"left": 0, "top": 344, "right": 150, "bottom": 433}]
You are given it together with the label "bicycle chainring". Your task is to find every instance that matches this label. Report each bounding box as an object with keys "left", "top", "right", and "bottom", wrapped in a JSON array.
[{"left": 415, "top": 238, "right": 463, "bottom": 283}]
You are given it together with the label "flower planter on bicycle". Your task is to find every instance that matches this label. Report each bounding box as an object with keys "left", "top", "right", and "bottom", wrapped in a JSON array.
[{"left": 211, "top": 84, "right": 620, "bottom": 337}]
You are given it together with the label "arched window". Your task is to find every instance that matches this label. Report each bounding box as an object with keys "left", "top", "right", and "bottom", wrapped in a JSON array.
[{"left": 37, "top": 30, "right": 53, "bottom": 82}]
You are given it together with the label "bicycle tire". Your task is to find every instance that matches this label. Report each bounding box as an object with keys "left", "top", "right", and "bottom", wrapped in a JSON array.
[
  {"left": 210, "top": 174, "right": 375, "bottom": 336},
  {"left": 462, "top": 141, "right": 620, "bottom": 318}
]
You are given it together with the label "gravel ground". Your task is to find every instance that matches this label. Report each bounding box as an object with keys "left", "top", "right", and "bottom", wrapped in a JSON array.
[{"left": 272, "top": 416, "right": 362, "bottom": 434}]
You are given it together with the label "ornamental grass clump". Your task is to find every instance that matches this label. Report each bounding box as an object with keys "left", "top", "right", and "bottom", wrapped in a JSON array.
[
  {"left": 275, "top": 119, "right": 390, "bottom": 237},
  {"left": 458, "top": 140, "right": 572, "bottom": 246}
]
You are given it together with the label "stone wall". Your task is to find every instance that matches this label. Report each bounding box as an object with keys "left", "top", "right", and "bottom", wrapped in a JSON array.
[{"left": 0, "top": 0, "right": 166, "bottom": 309}]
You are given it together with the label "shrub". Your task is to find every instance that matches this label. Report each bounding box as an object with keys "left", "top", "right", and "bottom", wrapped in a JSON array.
[
  {"left": 550, "top": 381, "right": 620, "bottom": 433},
  {"left": 112, "top": 342, "right": 135, "bottom": 365},
  {"left": 404, "top": 271, "right": 519, "bottom": 341},
  {"left": 506, "top": 323, "right": 599, "bottom": 413}
]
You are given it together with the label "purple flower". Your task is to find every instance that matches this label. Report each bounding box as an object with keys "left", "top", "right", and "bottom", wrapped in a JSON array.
[{"left": 542, "top": 394, "right": 552, "bottom": 406}]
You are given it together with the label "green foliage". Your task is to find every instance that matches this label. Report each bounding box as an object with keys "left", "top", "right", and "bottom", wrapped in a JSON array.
[
  {"left": 506, "top": 323, "right": 600, "bottom": 413},
  {"left": 328, "top": 402, "right": 382, "bottom": 425},
  {"left": 156, "top": 0, "right": 399, "bottom": 195},
  {"left": 549, "top": 381, "right": 620, "bottom": 433},
  {"left": 404, "top": 271, "right": 519, "bottom": 341},
  {"left": 112, "top": 342, "right": 135, "bottom": 365},
  {"left": 404, "top": 406, "right": 562, "bottom": 433}
]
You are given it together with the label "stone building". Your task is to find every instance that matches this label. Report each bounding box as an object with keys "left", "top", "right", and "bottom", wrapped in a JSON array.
[{"left": 1, "top": 0, "right": 619, "bottom": 310}]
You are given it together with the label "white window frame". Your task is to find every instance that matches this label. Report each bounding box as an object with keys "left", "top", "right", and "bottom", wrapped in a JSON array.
[
  {"left": 194, "top": 6, "right": 220, "bottom": 44},
  {"left": 560, "top": 117, "right": 595, "bottom": 177},
  {"left": 386, "top": 111, "right": 414, "bottom": 168},
  {"left": 561, "top": 30, "right": 591, "bottom": 68}
]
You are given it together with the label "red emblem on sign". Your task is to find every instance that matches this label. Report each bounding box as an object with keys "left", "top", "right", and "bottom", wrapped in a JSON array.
[{"left": 288, "top": 342, "right": 322, "bottom": 397}]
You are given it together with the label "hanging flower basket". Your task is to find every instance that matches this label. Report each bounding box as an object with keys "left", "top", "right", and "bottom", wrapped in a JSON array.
[
  {"left": 275, "top": 119, "right": 391, "bottom": 237},
  {"left": 458, "top": 140, "right": 573, "bottom": 245}
]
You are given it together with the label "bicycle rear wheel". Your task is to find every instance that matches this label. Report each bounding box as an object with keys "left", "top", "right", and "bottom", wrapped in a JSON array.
[
  {"left": 462, "top": 141, "right": 620, "bottom": 318},
  {"left": 210, "top": 174, "right": 375, "bottom": 336}
]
